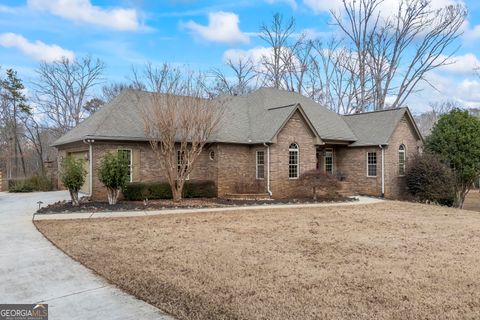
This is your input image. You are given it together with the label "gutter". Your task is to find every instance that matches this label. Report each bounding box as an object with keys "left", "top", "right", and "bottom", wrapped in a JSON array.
[
  {"left": 263, "top": 143, "right": 272, "bottom": 197},
  {"left": 83, "top": 139, "right": 95, "bottom": 197},
  {"left": 379, "top": 144, "right": 385, "bottom": 198}
]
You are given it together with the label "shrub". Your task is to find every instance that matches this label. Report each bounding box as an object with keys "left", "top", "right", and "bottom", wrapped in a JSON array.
[
  {"left": 98, "top": 152, "right": 130, "bottom": 205},
  {"left": 149, "top": 183, "right": 173, "bottom": 199},
  {"left": 426, "top": 109, "right": 480, "bottom": 208},
  {"left": 299, "top": 170, "right": 341, "bottom": 200},
  {"left": 183, "top": 180, "right": 217, "bottom": 198},
  {"left": 60, "top": 155, "right": 86, "bottom": 206},
  {"left": 9, "top": 180, "right": 34, "bottom": 193},
  {"left": 8, "top": 174, "right": 53, "bottom": 193},
  {"left": 28, "top": 173, "right": 53, "bottom": 191},
  {"left": 123, "top": 180, "right": 216, "bottom": 201},
  {"left": 405, "top": 153, "right": 455, "bottom": 206}
]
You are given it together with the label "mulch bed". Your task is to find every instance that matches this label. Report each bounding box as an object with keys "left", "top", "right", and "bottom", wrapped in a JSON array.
[{"left": 36, "top": 196, "right": 356, "bottom": 214}]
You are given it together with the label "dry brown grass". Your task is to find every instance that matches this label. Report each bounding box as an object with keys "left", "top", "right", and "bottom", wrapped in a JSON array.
[
  {"left": 36, "top": 202, "right": 480, "bottom": 320},
  {"left": 464, "top": 189, "right": 480, "bottom": 212}
]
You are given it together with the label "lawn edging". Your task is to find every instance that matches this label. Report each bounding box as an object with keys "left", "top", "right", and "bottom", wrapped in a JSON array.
[{"left": 33, "top": 196, "right": 384, "bottom": 221}]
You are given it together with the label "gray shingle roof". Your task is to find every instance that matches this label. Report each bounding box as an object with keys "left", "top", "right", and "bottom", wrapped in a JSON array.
[
  {"left": 53, "top": 87, "right": 419, "bottom": 147},
  {"left": 343, "top": 107, "right": 421, "bottom": 146},
  {"left": 212, "top": 88, "right": 357, "bottom": 143}
]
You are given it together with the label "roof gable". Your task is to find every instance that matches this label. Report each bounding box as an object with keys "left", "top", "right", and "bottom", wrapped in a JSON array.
[
  {"left": 269, "top": 104, "right": 323, "bottom": 145},
  {"left": 343, "top": 107, "right": 423, "bottom": 146}
]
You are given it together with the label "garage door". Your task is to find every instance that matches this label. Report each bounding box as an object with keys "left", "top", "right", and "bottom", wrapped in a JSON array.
[{"left": 69, "top": 151, "right": 90, "bottom": 195}]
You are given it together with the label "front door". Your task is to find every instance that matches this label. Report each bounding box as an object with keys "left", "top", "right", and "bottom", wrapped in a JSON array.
[{"left": 316, "top": 147, "right": 334, "bottom": 175}]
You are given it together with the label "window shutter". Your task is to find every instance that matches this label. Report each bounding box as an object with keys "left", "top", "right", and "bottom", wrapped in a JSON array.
[{"left": 132, "top": 149, "right": 140, "bottom": 182}]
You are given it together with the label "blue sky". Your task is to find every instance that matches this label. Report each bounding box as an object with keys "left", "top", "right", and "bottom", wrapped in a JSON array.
[{"left": 1, "top": 0, "right": 480, "bottom": 113}]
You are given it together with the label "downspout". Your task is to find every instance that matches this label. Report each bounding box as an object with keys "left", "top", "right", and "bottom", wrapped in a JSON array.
[
  {"left": 263, "top": 143, "right": 272, "bottom": 197},
  {"left": 83, "top": 139, "right": 94, "bottom": 197},
  {"left": 379, "top": 144, "right": 385, "bottom": 198}
]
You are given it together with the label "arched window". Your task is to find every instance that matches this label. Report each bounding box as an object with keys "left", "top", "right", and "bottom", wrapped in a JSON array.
[
  {"left": 289, "top": 143, "right": 299, "bottom": 179},
  {"left": 399, "top": 144, "right": 406, "bottom": 176}
]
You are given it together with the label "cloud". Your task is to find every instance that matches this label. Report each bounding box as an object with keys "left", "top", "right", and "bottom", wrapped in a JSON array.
[
  {"left": 438, "top": 53, "right": 480, "bottom": 76},
  {"left": 463, "top": 20, "right": 480, "bottom": 41},
  {"left": 223, "top": 46, "right": 300, "bottom": 72},
  {"left": 265, "top": 0, "right": 297, "bottom": 9},
  {"left": 0, "top": 4, "right": 16, "bottom": 13},
  {"left": 27, "top": 0, "right": 142, "bottom": 31},
  {"left": 224, "top": 47, "right": 271, "bottom": 65},
  {"left": 0, "top": 33, "right": 74, "bottom": 62},
  {"left": 404, "top": 71, "right": 480, "bottom": 112},
  {"left": 183, "top": 11, "right": 249, "bottom": 44},
  {"left": 304, "top": 0, "right": 464, "bottom": 16}
]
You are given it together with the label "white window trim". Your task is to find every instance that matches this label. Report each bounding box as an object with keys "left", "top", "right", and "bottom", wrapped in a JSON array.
[
  {"left": 117, "top": 148, "right": 133, "bottom": 182},
  {"left": 367, "top": 152, "right": 377, "bottom": 177},
  {"left": 256, "top": 150, "right": 265, "bottom": 180},
  {"left": 399, "top": 144, "right": 406, "bottom": 176},
  {"left": 289, "top": 143, "right": 299, "bottom": 179},
  {"left": 324, "top": 148, "right": 334, "bottom": 175}
]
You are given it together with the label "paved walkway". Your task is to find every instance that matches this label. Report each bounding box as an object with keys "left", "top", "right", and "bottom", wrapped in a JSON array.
[
  {"left": 0, "top": 191, "right": 173, "bottom": 320},
  {"left": 34, "top": 196, "right": 385, "bottom": 221}
]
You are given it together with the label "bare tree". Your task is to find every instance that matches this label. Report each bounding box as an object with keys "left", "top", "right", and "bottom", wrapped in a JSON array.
[
  {"left": 415, "top": 99, "right": 462, "bottom": 136},
  {"left": 258, "top": 13, "right": 298, "bottom": 89},
  {"left": 101, "top": 82, "right": 141, "bottom": 103},
  {"left": 138, "top": 64, "right": 224, "bottom": 202},
  {"left": 211, "top": 57, "right": 257, "bottom": 96},
  {"left": 331, "top": 0, "right": 466, "bottom": 112},
  {"left": 33, "top": 56, "right": 105, "bottom": 134}
]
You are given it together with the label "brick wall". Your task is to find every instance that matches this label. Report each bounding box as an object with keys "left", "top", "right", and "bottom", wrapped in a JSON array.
[
  {"left": 383, "top": 115, "right": 421, "bottom": 199},
  {"left": 335, "top": 114, "right": 421, "bottom": 198},
  {"left": 216, "top": 144, "right": 267, "bottom": 196},
  {"left": 336, "top": 146, "right": 382, "bottom": 196},
  {"left": 269, "top": 111, "right": 317, "bottom": 198},
  {"left": 91, "top": 141, "right": 216, "bottom": 200}
]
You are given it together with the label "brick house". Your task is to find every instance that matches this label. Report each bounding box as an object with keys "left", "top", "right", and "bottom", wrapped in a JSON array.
[{"left": 53, "top": 88, "right": 423, "bottom": 200}]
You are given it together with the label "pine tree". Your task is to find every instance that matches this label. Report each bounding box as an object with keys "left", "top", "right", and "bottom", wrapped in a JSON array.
[{"left": 1, "top": 69, "right": 31, "bottom": 177}]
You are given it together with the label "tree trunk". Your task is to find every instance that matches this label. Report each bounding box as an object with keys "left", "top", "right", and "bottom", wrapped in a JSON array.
[
  {"left": 16, "top": 138, "right": 27, "bottom": 177},
  {"left": 70, "top": 189, "right": 79, "bottom": 206},
  {"left": 455, "top": 185, "right": 468, "bottom": 209},
  {"left": 172, "top": 187, "right": 182, "bottom": 202},
  {"left": 107, "top": 188, "right": 119, "bottom": 205}
]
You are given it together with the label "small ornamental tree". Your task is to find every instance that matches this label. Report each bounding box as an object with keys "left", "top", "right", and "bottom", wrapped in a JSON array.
[
  {"left": 98, "top": 152, "right": 130, "bottom": 205},
  {"left": 299, "top": 169, "right": 341, "bottom": 200},
  {"left": 60, "top": 155, "right": 86, "bottom": 206},
  {"left": 405, "top": 153, "right": 455, "bottom": 206},
  {"left": 426, "top": 109, "right": 480, "bottom": 208}
]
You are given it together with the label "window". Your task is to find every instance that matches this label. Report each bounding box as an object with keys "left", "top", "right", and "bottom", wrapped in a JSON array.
[
  {"left": 177, "top": 150, "right": 189, "bottom": 180},
  {"left": 288, "top": 143, "right": 299, "bottom": 179},
  {"left": 256, "top": 151, "right": 265, "bottom": 179},
  {"left": 209, "top": 150, "right": 215, "bottom": 160},
  {"left": 324, "top": 148, "right": 333, "bottom": 175},
  {"left": 399, "top": 144, "right": 406, "bottom": 176},
  {"left": 117, "top": 149, "right": 132, "bottom": 182},
  {"left": 367, "top": 152, "right": 377, "bottom": 177}
]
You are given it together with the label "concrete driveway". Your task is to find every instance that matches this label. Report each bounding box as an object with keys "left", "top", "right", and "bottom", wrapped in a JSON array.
[{"left": 0, "top": 191, "right": 172, "bottom": 320}]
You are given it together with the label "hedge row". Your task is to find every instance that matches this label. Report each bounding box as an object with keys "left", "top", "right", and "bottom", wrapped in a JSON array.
[
  {"left": 9, "top": 174, "right": 53, "bottom": 193},
  {"left": 123, "top": 180, "right": 216, "bottom": 200}
]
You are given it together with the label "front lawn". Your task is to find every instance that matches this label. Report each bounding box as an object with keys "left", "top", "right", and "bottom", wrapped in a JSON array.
[{"left": 35, "top": 202, "right": 480, "bottom": 320}]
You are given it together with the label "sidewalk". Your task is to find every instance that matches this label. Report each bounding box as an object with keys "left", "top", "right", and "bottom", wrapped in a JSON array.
[{"left": 33, "top": 196, "right": 385, "bottom": 221}]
